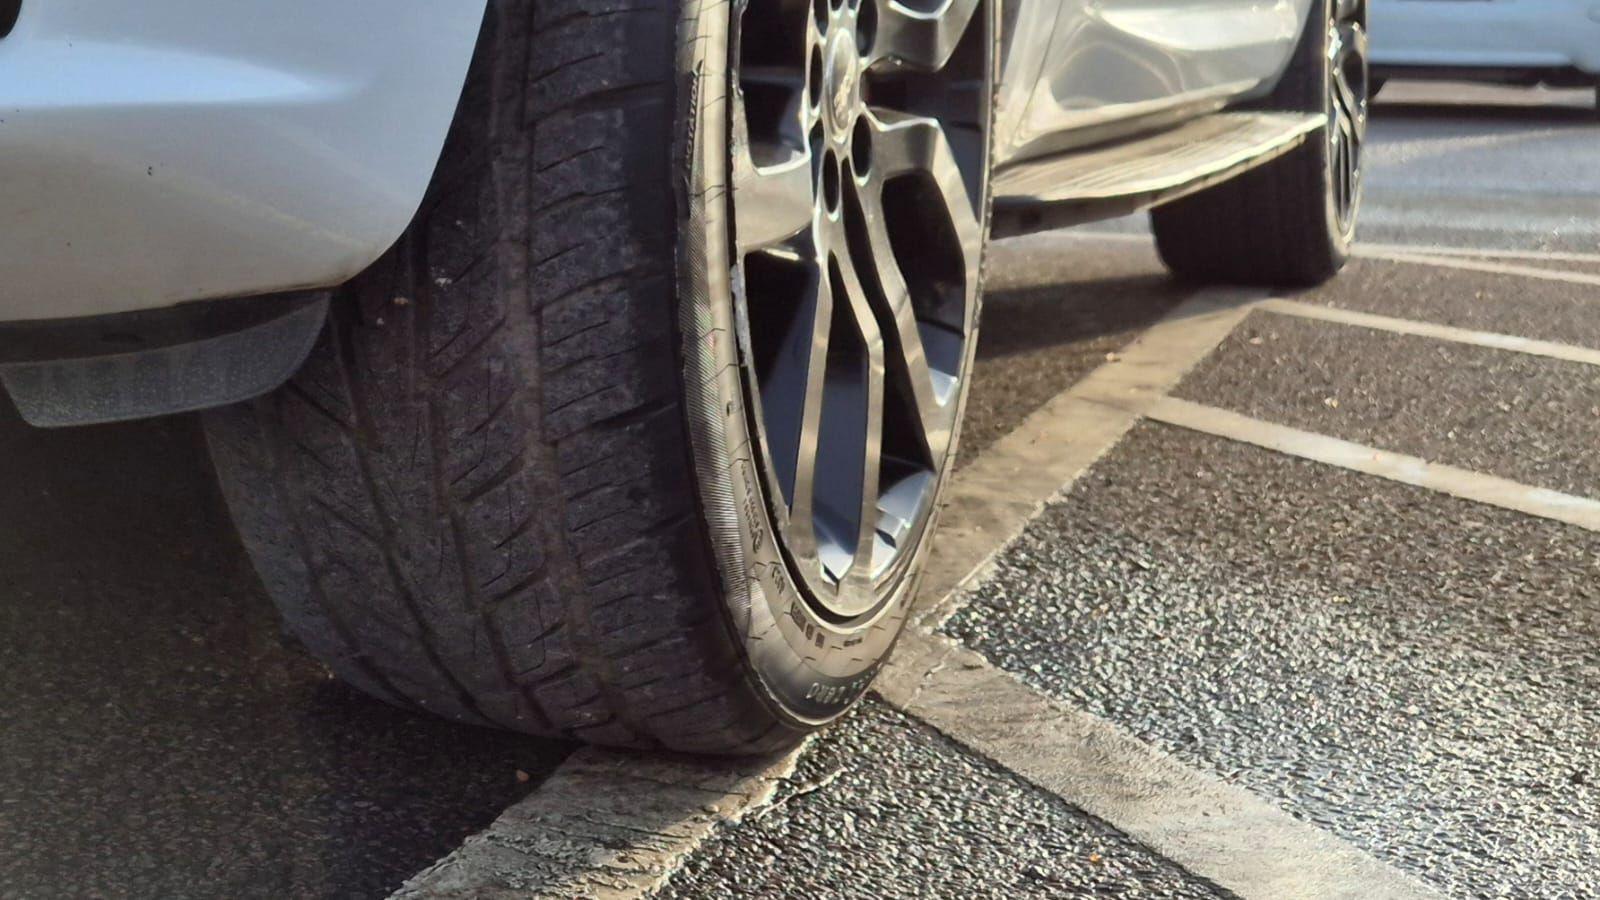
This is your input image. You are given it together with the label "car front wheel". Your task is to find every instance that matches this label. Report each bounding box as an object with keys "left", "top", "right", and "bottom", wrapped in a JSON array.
[{"left": 204, "top": 0, "right": 997, "bottom": 753}]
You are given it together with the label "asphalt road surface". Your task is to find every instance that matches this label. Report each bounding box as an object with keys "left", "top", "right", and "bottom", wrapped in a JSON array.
[{"left": 3, "top": 81, "right": 1599, "bottom": 898}]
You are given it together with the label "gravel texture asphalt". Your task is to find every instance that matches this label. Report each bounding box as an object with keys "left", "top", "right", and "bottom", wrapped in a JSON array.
[
  {"left": 946, "top": 423, "right": 1600, "bottom": 898},
  {"left": 4, "top": 79, "right": 1599, "bottom": 899},
  {"left": 961, "top": 238, "right": 1189, "bottom": 467},
  {"left": 1290, "top": 257, "right": 1600, "bottom": 349},
  {"left": 0, "top": 407, "right": 572, "bottom": 900},
  {"left": 657, "top": 700, "right": 1225, "bottom": 900},
  {"left": 1178, "top": 311, "right": 1600, "bottom": 497}
]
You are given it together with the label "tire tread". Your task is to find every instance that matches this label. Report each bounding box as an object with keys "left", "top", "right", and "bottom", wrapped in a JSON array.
[
  {"left": 205, "top": 0, "right": 800, "bottom": 753},
  {"left": 1149, "top": 0, "right": 1349, "bottom": 287}
]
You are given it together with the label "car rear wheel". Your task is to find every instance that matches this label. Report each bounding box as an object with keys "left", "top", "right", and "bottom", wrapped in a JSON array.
[
  {"left": 1150, "top": 0, "right": 1368, "bottom": 286},
  {"left": 203, "top": 0, "right": 996, "bottom": 753}
]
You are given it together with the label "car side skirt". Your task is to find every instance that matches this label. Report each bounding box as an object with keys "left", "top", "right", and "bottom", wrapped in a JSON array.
[{"left": 991, "top": 111, "right": 1324, "bottom": 239}]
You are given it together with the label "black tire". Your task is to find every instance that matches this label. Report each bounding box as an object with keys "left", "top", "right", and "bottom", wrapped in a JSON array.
[
  {"left": 1150, "top": 0, "right": 1368, "bottom": 287},
  {"left": 204, "top": 0, "right": 996, "bottom": 753}
]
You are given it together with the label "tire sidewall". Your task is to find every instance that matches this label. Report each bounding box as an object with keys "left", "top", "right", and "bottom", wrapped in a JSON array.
[{"left": 671, "top": 0, "right": 995, "bottom": 726}]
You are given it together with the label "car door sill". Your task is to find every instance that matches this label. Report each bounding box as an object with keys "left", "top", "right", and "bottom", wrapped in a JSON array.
[{"left": 990, "top": 111, "right": 1325, "bottom": 238}]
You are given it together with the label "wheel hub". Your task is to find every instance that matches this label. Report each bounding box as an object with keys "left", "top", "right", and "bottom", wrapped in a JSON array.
[{"left": 823, "top": 31, "right": 861, "bottom": 137}]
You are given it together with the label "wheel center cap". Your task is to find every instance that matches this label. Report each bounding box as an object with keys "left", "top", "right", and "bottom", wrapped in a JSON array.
[{"left": 824, "top": 33, "right": 860, "bottom": 136}]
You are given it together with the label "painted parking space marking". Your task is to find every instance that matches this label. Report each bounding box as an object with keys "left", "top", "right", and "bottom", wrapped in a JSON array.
[
  {"left": 1357, "top": 247, "right": 1600, "bottom": 288},
  {"left": 1146, "top": 397, "right": 1600, "bottom": 533},
  {"left": 1258, "top": 297, "right": 1600, "bottom": 368},
  {"left": 392, "top": 747, "right": 804, "bottom": 899},
  {"left": 1062, "top": 229, "right": 1600, "bottom": 274},
  {"left": 874, "top": 631, "right": 1443, "bottom": 900},
  {"left": 1358, "top": 242, "right": 1600, "bottom": 267}
]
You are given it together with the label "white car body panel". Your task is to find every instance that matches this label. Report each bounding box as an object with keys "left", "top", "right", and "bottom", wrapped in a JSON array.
[
  {"left": 0, "top": 0, "right": 487, "bottom": 322},
  {"left": 0, "top": 0, "right": 1309, "bottom": 325},
  {"left": 1370, "top": 0, "right": 1600, "bottom": 73},
  {"left": 995, "top": 0, "right": 1313, "bottom": 165}
]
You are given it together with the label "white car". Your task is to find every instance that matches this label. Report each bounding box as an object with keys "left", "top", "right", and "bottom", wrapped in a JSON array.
[
  {"left": 1371, "top": 0, "right": 1600, "bottom": 108},
  {"left": 0, "top": 0, "right": 1367, "bottom": 753}
]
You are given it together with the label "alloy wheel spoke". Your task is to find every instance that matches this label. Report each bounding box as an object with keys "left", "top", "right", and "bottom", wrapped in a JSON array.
[
  {"left": 1333, "top": 132, "right": 1345, "bottom": 211},
  {"left": 867, "top": 109, "right": 983, "bottom": 273},
  {"left": 1331, "top": 65, "right": 1361, "bottom": 131},
  {"left": 1330, "top": 31, "right": 1367, "bottom": 137},
  {"left": 828, "top": 234, "right": 888, "bottom": 588},
  {"left": 1337, "top": 23, "right": 1370, "bottom": 141},
  {"left": 734, "top": 147, "right": 820, "bottom": 256},
  {"left": 784, "top": 260, "right": 834, "bottom": 564},
  {"left": 1336, "top": 131, "right": 1351, "bottom": 214},
  {"left": 1345, "top": 125, "right": 1359, "bottom": 207},
  {"left": 866, "top": 0, "right": 981, "bottom": 73},
  {"left": 731, "top": 9, "right": 823, "bottom": 257},
  {"left": 1337, "top": 100, "right": 1359, "bottom": 156},
  {"left": 853, "top": 178, "right": 951, "bottom": 461}
]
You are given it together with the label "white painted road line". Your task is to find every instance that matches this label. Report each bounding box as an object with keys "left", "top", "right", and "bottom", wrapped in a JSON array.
[
  {"left": 1147, "top": 397, "right": 1600, "bottom": 533},
  {"left": 913, "top": 287, "right": 1262, "bottom": 632},
  {"left": 1359, "top": 247, "right": 1600, "bottom": 289},
  {"left": 392, "top": 746, "right": 803, "bottom": 899},
  {"left": 1259, "top": 298, "right": 1600, "bottom": 368},
  {"left": 1060, "top": 229, "right": 1600, "bottom": 273},
  {"left": 1359, "top": 242, "right": 1600, "bottom": 267},
  {"left": 1057, "top": 229, "right": 1150, "bottom": 244},
  {"left": 875, "top": 631, "right": 1443, "bottom": 900}
]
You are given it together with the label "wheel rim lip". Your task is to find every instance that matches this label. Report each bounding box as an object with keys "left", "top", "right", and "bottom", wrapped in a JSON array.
[
  {"left": 1328, "top": 6, "right": 1369, "bottom": 236},
  {"left": 729, "top": 0, "right": 990, "bottom": 622}
]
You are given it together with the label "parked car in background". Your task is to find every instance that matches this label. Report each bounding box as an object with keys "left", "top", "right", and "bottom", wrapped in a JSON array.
[
  {"left": 1370, "top": 0, "right": 1600, "bottom": 110},
  {"left": 0, "top": 0, "right": 1367, "bottom": 753}
]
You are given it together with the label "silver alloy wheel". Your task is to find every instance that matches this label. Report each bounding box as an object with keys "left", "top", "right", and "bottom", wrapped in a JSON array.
[
  {"left": 1328, "top": 0, "right": 1368, "bottom": 235},
  {"left": 729, "top": 0, "right": 989, "bottom": 621}
]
